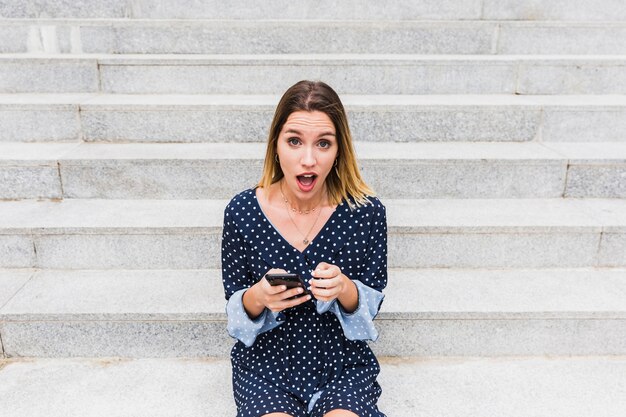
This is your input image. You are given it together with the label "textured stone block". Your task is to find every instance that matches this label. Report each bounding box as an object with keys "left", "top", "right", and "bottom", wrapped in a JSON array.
[
  {"left": 58, "top": 157, "right": 567, "bottom": 199},
  {"left": 518, "top": 62, "right": 626, "bottom": 95},
  {"left": 0, "top": 108, "right": 81, "bottom": 142},
  {"left": 483, "top": 0, "right": 626, "bottom": 21},
  {"left": 60, "top": 160, "right": 263, "bottom": 199},
  {"left": 100, "top": 60, "right": 516, "bottom": 95},
  {"left": 132, "top": 0, "right": 483, "bottom": 20},
  {"left": 34, "top": 233, "right": 220, "bottom": 269},
  {"left": 0, "top": 25, "right": 28, "bottom": 53},
  {"left": 0, "top": 165, "right": 62, "bottom": 199},
  {"left": 388, "top": 232, "right": 600, "bottom": 268},
  {"left": 0, "top": 59, "right": 98, "bottom": 93},
  {"left": 0, "top": 236, "right": 35, "bottom": 268},
  {"left": 0, "top": 358, "right": 236, "bottom": 416},
  {"left": 565, "top": 164, "right": 626, "bottom": 198},
  {"left": 81, "top": 108, "right": 273, "bottom": 143},
  {"left": 599, "top": 231, "right": 626, "bottom": 267},
  {"left": 80, "top": 21, "right": 493, "bottom": 54},
  {"left": 80, "top": 104, "right": 541, "bottom": 143},
  {"left": 498, "top": 25, "right": 626, "bottom": 54},
  {"left": 374, "top": 318, "right": 626, "bottom": 356},
  {"left": 0, "top": 321, "right": 230, "bottom": 357},
  {"left": 543, "top": 108, "right": 626, "bottom": 142},
  {"left": 0, "top": 270, "right": 33, "bottom": 308},
  {"left": 0, "top": 0, "right": 129, "bottom": 18},
  {"left": 361, "top": 160, "right": 565, "bottom": 198},
  {"left": 350, "top": 107, "right": 540, "bottom": 142}
]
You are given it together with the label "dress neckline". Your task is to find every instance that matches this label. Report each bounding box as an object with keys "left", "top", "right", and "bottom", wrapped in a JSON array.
[{"left": 252, "top": 187, "right": 342, "bottom": 255}]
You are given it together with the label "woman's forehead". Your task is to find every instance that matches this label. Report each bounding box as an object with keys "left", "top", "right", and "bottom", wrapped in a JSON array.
[{"left": 282, "top": 110, "right": 335, "bottom": 133}]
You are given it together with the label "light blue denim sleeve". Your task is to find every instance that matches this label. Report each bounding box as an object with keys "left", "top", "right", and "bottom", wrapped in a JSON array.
[
  {"left": 315, "top": 280, "right": 385, "bottom": 341},
  {"left": 225, "top": 288, "right": 283, "bottom": 347}
]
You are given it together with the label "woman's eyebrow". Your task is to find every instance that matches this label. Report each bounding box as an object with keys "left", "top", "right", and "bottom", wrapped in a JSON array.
[{"left": 284, "top": 128, "right": 336, "bottom": 137}]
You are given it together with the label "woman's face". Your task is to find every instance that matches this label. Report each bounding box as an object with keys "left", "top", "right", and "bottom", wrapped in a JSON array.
[{"left": 276, "top": 110, "right": 338, "bottom": 202}]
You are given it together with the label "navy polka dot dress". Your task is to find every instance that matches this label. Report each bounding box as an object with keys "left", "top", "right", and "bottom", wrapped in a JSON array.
[{"left": 221, "top": 188, "right": 388, "bottom": 417}]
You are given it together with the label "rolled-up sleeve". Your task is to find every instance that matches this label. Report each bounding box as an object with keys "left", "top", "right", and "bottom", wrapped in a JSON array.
[
  {"left": 316, "top": 280, "right": 385, "bottom": 340},
  {"left": 226, "top": 289, "right": 282, "bottom": 347}
]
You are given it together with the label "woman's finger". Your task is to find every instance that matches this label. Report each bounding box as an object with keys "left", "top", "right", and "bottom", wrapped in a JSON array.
[{"left": 312, "top": 265, "right": 341, "bottom": 279}]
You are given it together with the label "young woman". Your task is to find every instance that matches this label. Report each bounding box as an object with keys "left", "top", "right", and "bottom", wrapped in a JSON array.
[{"left": 221, "top": 80, "right": 387, "bottom": 417}]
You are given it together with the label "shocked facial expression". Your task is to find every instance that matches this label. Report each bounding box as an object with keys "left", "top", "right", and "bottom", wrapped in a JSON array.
[{"left": 276, "top": 110, "right": 338, "bottom": 202}]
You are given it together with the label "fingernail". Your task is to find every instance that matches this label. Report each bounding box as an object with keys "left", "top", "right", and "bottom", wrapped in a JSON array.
[{"left": 297, "top": 288, "right": 303, "bottom": 293}]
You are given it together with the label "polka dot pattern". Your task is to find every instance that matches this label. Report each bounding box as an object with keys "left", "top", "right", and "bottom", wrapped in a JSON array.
[{"left": 221, "top": 188, "right": 388, "bottom": 417}]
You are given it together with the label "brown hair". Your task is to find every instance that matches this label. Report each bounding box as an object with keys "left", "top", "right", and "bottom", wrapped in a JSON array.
[{"left": 258, "top": 80, "right": 374, "bottom": 208}]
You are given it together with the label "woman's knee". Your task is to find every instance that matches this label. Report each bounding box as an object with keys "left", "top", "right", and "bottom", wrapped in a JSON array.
[{"left": 323, "top": 410, "right": 360, "bottom": 417}]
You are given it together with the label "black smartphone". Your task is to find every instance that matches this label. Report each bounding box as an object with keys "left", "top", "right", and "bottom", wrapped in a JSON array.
[{"left": 265, "top": 273, "right": 310, "bottom": 298}]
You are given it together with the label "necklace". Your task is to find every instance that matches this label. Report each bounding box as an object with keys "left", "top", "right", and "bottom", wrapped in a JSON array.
[
  {"left": 279, "top": 182, "right": 324, "bottom": 246},
  {"left": 279, "top": 182, "right": 321, "bottom": 215}
]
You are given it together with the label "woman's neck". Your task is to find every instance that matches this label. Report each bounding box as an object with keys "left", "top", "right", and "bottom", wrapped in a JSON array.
[{"left": 277, "top": 180, "right": 326, "bottom": 214}]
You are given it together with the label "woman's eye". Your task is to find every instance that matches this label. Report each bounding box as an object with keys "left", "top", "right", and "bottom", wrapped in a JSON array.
[
  {"left": 288, "top": 138, "right": 301, "bottom": 146},
  {"left": 318, "top": 140, "right": 331, "bottom": 148}
]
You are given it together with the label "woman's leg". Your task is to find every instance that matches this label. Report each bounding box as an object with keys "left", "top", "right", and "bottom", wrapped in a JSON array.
[{"left": 323, "top": 410, "right": 359, "bottom": 417}]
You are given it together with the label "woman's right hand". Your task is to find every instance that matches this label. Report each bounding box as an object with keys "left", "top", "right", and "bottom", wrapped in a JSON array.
[{"left": 245, "top": 268, "right": 311, "bottom": 315}]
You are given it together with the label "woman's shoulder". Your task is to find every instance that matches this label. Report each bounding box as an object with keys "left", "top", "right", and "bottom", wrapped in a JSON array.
[
  {"left": 224, "top": 188, "right": 257, "bottom": 217},
  {"left": 346, "top": 195, "right": 386, "bottom": 217}
]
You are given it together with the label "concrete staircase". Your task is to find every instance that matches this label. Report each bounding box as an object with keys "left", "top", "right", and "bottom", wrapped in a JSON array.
[{"left": 1, "top": 1, "right": 626, "bottom": 415}]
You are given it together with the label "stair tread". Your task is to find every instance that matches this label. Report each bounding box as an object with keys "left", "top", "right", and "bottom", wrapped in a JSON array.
[
  {"left": 1, "top": 197, "right": 626, "bottom": 231},
  {"left": 2, "top": 268, "right": 626, "bottom": 320},
  {"left": 1, "top": 356, "right": 626, "bottom": 417},
  {"left": 4, "top": 53, "right": 626, "bottom": 61}
]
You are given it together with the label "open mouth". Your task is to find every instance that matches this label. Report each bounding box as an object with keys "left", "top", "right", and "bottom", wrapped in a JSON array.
[{"left": 296, "top": 174, "right": 318, "bottom": 191}]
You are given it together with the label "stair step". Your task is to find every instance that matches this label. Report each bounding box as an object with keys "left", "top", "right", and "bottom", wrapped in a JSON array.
[
  {"left": 2, "top": 356, "right": 626, "bottom": 416},
  {"left": 2, "top": 141, "right": 626, "bottom": 199},
  {"left": 2, "top": 0, "right": 626, "bottom": 21},
  {"left": 1, "top": 268, "right": 625, "bottom": 357},
  {"left": 2, "top": 54, "right": 626, "bottom": 94},
  {"left": 3, "top": 20, "right": 626, "bottom": 55},
  {"left": 1, "top": 198, "right": 625, "bottom": 269},
  {"left": 3, "top": 94, "right": 626, "bottom": 143},
  {"left": 2, "top": 355, "right": 624, "bottom": 417}
]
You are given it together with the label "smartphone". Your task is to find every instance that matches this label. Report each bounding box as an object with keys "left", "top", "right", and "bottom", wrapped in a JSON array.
[{"left": 265, "top": 273, "right": 310, "bottom": 298}]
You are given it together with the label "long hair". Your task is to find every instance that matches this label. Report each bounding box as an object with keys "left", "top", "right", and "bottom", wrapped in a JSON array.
[{"left": 258, "top": 80, "right": 374, "bottom": 208}]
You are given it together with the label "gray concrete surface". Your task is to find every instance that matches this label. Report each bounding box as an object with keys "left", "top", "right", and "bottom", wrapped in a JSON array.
[
  {"left": 1, "top": 268, "right": 626, "bottom": 357},
  {"left": 4, "top": 0, "right": 626, "bottom": 20},
  {"left": 5, "top": 55, "right": 626, "bottom": 95},
  {"left": 1, "top": 356, "right": 626, "bottom": 416},
  {"left": 3, "top": 141, "right": 626, "bottom": 199},
  {"left": 1, "top": 198, "right": 626, "bottom": 269},
  {"left": 3, "top": 94, "right": 626, "bottom": 143},
  {"left": 0, "top": 0, "right": 483, "bottom": 20},
  {"left": 3, "top": 20, "right": 626, "bottom": 55}
]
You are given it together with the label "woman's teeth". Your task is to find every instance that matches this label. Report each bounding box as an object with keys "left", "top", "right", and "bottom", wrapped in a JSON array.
[{"left": 297, "top": 175, "right": 316, "bottom": 186}]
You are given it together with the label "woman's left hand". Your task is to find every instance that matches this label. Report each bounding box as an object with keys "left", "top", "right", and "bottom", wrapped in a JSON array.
[{"left": 309, "top": 262, "right": 349, "bottom": 302}]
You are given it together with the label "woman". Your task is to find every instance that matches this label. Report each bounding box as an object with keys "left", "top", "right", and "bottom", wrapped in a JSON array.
[{"left": 221, "top": 80, "right": 387, "bottom": 417}]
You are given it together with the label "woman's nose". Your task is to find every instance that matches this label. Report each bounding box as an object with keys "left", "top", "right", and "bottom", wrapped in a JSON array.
[{"left": 300, "top": 147, "right": 316, "bottom": 166}]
